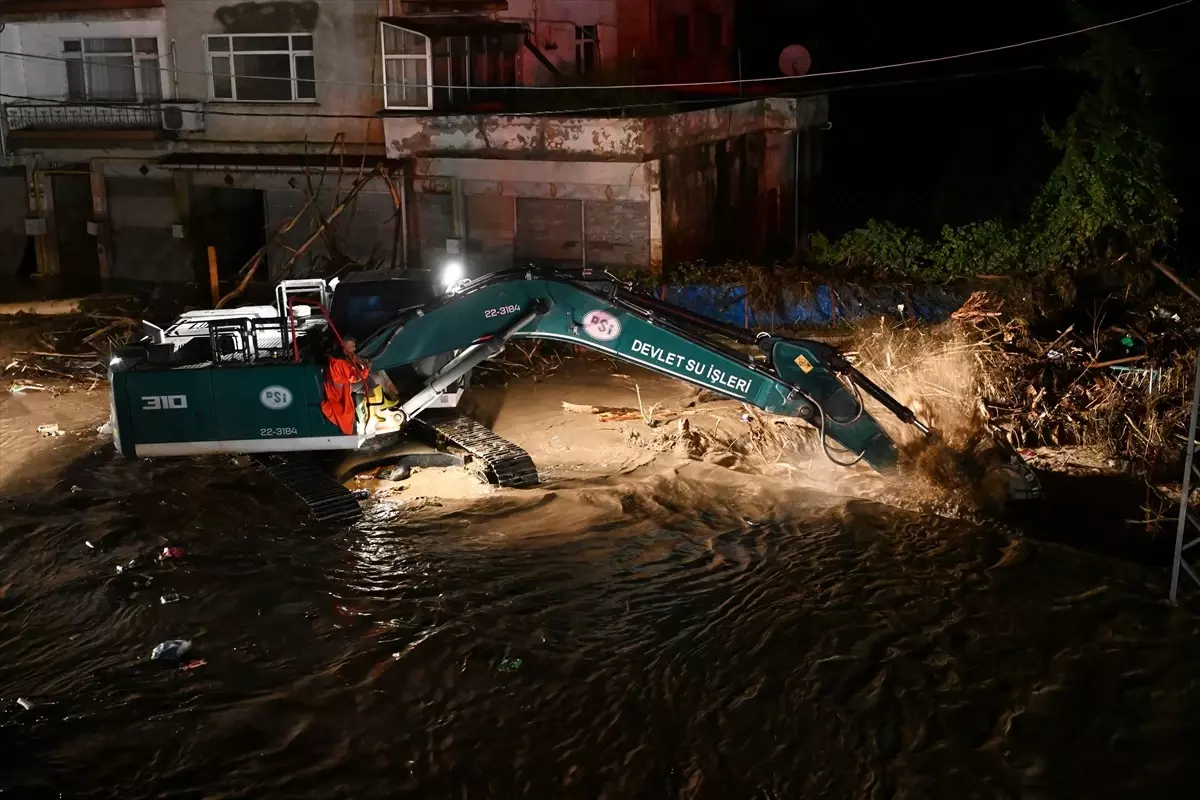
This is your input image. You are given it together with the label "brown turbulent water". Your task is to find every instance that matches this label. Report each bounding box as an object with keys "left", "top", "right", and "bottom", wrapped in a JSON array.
[{"left": 3, "top": 447, "right": 1200, "bottom": 799}]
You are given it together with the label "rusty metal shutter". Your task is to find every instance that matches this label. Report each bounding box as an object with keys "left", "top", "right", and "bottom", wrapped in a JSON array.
[
  {"left": 515, "top": 197, "right": 581, "bottom": 264},
  {"left": 584, "top": 200, "right": 649, "bottom": 268},
  {"left": 107, "top": 177, "right": 191, "bottom": 282},
  {"left": 336, "top": 185, "right": 399, "bottom": 269},
  {"left": 264, "top": 188, "right": 324, "bottom": 279},
  {"left": 466, "top": 194, "right": 514, "bottom": 273}
]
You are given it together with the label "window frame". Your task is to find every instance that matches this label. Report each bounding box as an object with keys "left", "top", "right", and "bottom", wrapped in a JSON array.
[
  {"left": 203, "top": 32, "right": 316, "bottom": 104},
  {"left": 380, "top": 22, "right": 433, "bottom": 111},
  {"left": 60, "top": 36, "right": 163, "bottom": 103},
  {"left": 574, "top": 24, "right": 598, "bottom": 75}
]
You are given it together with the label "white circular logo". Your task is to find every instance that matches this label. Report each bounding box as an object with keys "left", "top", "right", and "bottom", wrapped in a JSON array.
[
  {"left": 582, "top": 310, "right": 622, "bottom": 342},
  {"left": 259, "top": 385, "right": 293, "bottom": 410}
]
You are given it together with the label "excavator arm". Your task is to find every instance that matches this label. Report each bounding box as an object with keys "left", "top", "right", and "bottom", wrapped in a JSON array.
[{"left": 357, "top": 267, "right": 929, "bottom": 472}]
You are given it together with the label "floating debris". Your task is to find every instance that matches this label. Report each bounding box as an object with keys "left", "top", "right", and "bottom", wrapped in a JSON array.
[{"left": 151, "top": 639, "right": 192, "bottom": 662}]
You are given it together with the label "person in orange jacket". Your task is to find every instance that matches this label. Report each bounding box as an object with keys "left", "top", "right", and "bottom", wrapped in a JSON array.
[{"left": 320, "top": 336, "right": 371, "bottom": 435}]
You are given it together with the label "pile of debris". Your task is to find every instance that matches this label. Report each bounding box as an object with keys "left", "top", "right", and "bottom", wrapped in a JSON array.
[
  {"left": 1, "top": 298, "right": 150, "bottom": 392},
  {"left": 852, "top": 290, "right": 1200, "bottom": 473}
]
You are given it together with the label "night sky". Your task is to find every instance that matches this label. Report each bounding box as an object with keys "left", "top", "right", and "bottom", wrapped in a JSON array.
[{"left": 734, "top": 0, "right": 1199, "bottom": 261}]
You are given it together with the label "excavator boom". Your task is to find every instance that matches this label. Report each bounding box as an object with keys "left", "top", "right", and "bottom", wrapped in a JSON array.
[{"left": 358, "top": 268, "right": 911, "bottom": 470}]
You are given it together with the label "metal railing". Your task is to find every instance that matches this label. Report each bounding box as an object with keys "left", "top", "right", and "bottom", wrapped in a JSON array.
[{"left": 3, "top": 99, "right": 161, "bottom": 131}]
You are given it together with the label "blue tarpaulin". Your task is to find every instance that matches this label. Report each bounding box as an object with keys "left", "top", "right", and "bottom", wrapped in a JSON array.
[{"left": 657, "top": 283, "right": 970, "bottom": 329}]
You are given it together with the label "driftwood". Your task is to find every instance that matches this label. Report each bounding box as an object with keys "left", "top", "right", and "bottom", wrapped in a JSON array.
[
  {"left": 0, "top": 296, "right": 136, "bottom": 317},
  {"left": 15, "top": 350, "right": 103, "bottom": 360},
  {"left": 562, "top": 401, "right": 643, "bottom": 422},
  {"left": 215, "top": 163, "right": 382, "bottom": 308},
  {"left": 1152, "top": 260, "right": 1200, "bottom": 304}
]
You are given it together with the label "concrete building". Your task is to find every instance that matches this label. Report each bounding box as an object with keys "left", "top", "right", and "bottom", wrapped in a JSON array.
[
  {"left": 0, "top": 0, "right": 399, "bottom": 291},
  {"left": 0, "top": 0, "right": 822, "bottom": 290}
]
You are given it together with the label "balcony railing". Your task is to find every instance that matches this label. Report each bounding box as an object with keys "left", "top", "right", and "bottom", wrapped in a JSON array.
[{"left": 3, "top": 99, "right": 162, "bottom": 131}]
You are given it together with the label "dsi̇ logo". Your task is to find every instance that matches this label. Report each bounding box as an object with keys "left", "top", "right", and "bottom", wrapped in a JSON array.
[
  {"left": 259, "top": 385, "right": 294, "bottom": 410},
  {"left": 142, "top": 395, "right": 188, "bottom": 411}
]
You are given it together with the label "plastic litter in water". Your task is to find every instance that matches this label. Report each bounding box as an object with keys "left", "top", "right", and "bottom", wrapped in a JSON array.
[
  {"left": 157, "top": 547, "right": 184, "bottom": 561},
  {"left": 151, "top": 639, "right": 192, "bottom": 662},
  {"left": 160, "top": 593, "right": 185, "bottom": 605},
  {"left": 37, "top": 423, "right": 64, "bottom": 438},
  {"left": 351, "top": 488, "right": 370, "bottom": 500},
  {"left": 180, "top": 659, "right": 207, "bottom": 672},
  {"left": 16, "top": 698, "right": 34, "bottom": 711},
  {"left": 499, "top": 657, "right": 523, "bottom": 673}
]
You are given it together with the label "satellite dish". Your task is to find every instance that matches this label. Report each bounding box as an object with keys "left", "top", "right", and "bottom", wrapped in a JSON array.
[{"left": 778, "top": 44, "right": 812, "bottom": 77}]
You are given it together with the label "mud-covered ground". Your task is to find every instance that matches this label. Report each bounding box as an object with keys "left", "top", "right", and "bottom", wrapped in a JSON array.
[{"left": 3, "top": 344, "right": 1200, "bottom": 798}]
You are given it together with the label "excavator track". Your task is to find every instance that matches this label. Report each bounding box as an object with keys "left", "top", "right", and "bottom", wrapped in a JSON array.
[
  {"left": 251, "top": 454, "right": 364, "bottom": 523},
  {"left": 412, "top": 411, "right": 540, "bottom": 488}
]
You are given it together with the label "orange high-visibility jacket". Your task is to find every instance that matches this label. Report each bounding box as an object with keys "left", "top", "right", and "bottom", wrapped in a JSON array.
[{"left": 320, "top": 356, "right": 370, "bottom": 434}]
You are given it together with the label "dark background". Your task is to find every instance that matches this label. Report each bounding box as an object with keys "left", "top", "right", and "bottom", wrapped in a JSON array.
[{"left": 734, "top": 0, "right": 1199, "bottom": 266}]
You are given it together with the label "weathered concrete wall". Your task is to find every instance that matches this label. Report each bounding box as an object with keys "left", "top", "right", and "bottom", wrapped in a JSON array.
[
  {"left": 389, "top": 113, "right": 647, "bottom": 161},
  {"left": 503, "top": 0, "right": 619, "bottom": 85},
  {"left": 0, "top": 20, "right": 27, "bottom": 100},
  {"left": 106, "top": 175, "right": 191, "bottom": 281},
  {"left": 614, "top": 0, "right": 735, "bottom": 83},
  {"left": 168, "top": 0, "right": 383, "bottom": 146},
  {"left": 2, "top": 11, "right": 167, "bottom": 98},
  {"left": 409, "top": 156, "right": 658, "bottom": 273},
  {"left": 385, "top": 96, "right": 817, "bottom": 160},
  {"left": 661, "top": 128, "right": 797, "bottom": 264}
]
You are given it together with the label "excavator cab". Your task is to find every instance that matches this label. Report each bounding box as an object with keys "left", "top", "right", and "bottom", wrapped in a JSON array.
[{"left": 327, "top": 269, "right": 471, "bottom": 411}]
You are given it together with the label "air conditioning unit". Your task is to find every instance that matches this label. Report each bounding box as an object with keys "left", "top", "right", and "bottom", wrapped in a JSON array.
[{"left": 160, "top": 101, "right": 206, "bottom": 133}]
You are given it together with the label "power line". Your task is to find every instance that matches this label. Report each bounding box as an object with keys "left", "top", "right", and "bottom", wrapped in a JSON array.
[
  {"left": 0, "top": 62, "right": 1062, "bottom": 124},
  {"left": 0, "top": 0, "right": 1190, "bottom": 95}
]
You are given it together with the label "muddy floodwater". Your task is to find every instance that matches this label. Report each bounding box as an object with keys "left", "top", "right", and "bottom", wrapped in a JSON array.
[{"left": 4, "top": 363, "right": 1200, "bottom": 798}]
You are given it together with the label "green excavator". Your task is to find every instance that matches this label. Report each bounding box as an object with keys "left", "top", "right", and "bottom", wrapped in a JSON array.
[{"left": 106, "top": 266, "right": 1041, "bottom": 522}]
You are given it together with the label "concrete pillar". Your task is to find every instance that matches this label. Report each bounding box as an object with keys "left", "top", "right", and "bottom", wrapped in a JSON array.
[
  {"left": 31, "top": 165, "right": 59, "bottom": 278},
  {"left": 647, "top": 159, "right": 663, "bottom": 273}
]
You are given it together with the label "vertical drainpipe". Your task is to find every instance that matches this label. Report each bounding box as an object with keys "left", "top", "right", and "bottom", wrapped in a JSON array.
[
  {"left": 0, "top": 22, "right": 8, "bottom": 160},
  {"left": 580, "top": 199, "right": 587, "bottom": 267},
  {"left": 793, "top": 129, "right": 801, "bottom": 258},
  {"left": 399, "top": 162, "right": 409, "bottom": 270},
  {"left": 90, "top": 159, "right": 113, "bottom": 287},
  {"left": 450, "top": 175, "right": 464, "bottom": 269}
]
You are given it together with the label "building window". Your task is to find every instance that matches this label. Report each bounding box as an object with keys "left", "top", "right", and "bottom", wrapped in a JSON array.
[
  {"left": 708, "top": 13, "right": 723, "bottom": 51},
  {"left": 381, "top": 23, "right": 432, "bottom": 110},
  {"left": 673, "top": 16, "right": 691, "bottom": 58},
  {"left": 205, "top": 33, "right": 315, "bottom": 102},
  {"left": 62, "top": 37, "right": 162, "bottom": 102},
  {"left": 575, "top": 25, "right": 597, "bottom": 75}
]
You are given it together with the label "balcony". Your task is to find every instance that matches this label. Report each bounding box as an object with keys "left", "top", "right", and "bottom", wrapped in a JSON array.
[
  {"left": 4, "top": 99, "right": 161, "bottom": 131},
  {"left": 2, "top": 99, "right": 205, "bottom": 143}
]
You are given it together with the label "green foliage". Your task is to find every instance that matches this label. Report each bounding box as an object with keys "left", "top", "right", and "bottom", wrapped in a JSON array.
[{"left": 810, "top": 28, "right": 1179, "bottom": 283}]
